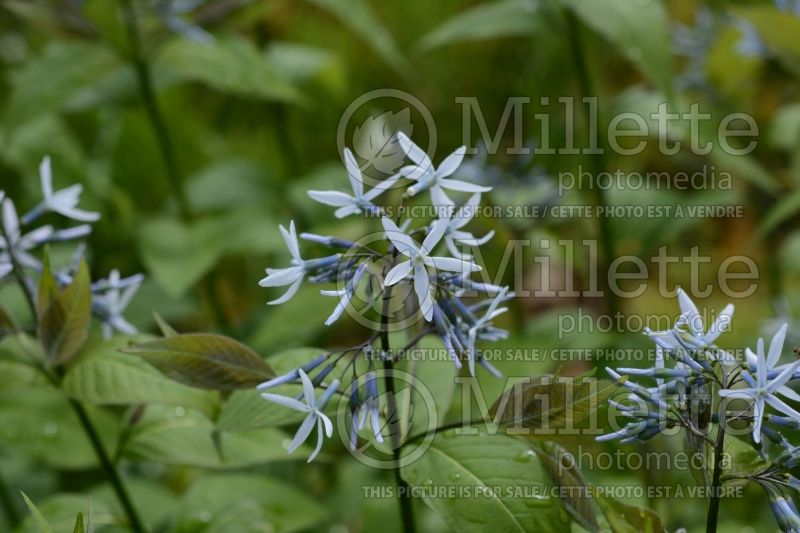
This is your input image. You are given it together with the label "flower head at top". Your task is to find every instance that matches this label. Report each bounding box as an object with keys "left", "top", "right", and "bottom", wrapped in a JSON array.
[
  {"left": 382, "top": 216, "right": 480, "bottom": 321},
  {"left": 24, "top": 157, "right": 100, "bottom": 224},
  {"left": 646, "top": 288, "right": 734, "bottom": 363},
  {"left": 260, "top": 369, "right": 339, "bottom": 462},
  {"left": 719, "top": 323, "right": 800, "bottom": 443},
  {"left": 308, "top": 148, "right": 401, "bottom": 218},
  {"left": 396, "top": 132, "right": 491, "bottom": 207}
]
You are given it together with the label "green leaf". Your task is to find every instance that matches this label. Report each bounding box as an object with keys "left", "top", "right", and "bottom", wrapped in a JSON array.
[
  {"left": 37, "top": 261, "right": 92, "bottom": 367},
  {"left": 15, "top": 494, "right": 106, "bottom": 533},
  {"left": 3, "top": 41, "right": 120, "bottom": 129},
  {"left": 170, "top": 474, "right": 328, "bottom": 532},
  {"left": 400, "top": 432, "right": 570, "bottom": 532},
  {"left": 396, "top": 335, "right": 458, "bottom": 441},
  {"left": 265, "top": 42, "right": 341, "bottom": 86},
  {"left": 62, "top": 339, "right": 219, "bottom": 417},
  {"left": 0, "top": 388, "right": 120, "bottom": 469},
  {"left": 185, "top": 158, "right": 272, "bottom": 212},
  {"left": 530, "top": 441, "right": 599, "bottom": 532},
  {"left": 734, "top": 7, "right": 800, "bottom": 67},
  {"left": 21, "top": 492, "right": 54, "bottom": 533},
  {"left": 37, "top": 247, "right": 58, "bottom": 319},
  {"left": 124, "top": 408, "right": 298, "bottom": 468},
  {"left": 0, "top": 360, "right": 47, "bottom": 392},
  {"left": 136, "top": 216, "right": 227, "bottom": 298},
  {"left": 417, "top": 0, "right": 543, "bottom": 52},
  {"left": 768, "top": 103, "right": 800, "bottom": 150},
  {"left": 157, "top": 37, "right": 303, "bottom": 103},
  {"left": 72, "top": 512, "right": 84, "bottom": 533},
  {"left": 560, "top": 0, "right": 672, "bottom": 98},
  {"left": 153, "top": 312, "right": 178, "bottom": 338},
  {"left": 490, "top": 378, "right": 618, "bottom": 432},
  {"left": 755, "top": 188, "right": 800, "bottom": 242},
  {"left": 306, "top": 0, "right": 410, "bottom": 77},
  {"left": 722, "top": 434, "right": 770, "bottom": 479},
  {"left": 123, "top": 333, "right": 274, "bottom": 390},
  {"left": 595, "top": 495, "right": 665, "bottom": 533},
  {"left": 0, "top": 303, "right": 16, "bottom": 339}
]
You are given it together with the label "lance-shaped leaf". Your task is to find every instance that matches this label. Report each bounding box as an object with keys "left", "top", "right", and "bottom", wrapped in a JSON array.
[
  {"left": 530, "top": 441, "right": 599, "bottom": 532},
  {"left": 0, "top": 303, "right": 18, "bottom": 339},
  {"left": 560, "top": 0, "right": 673, "bottom": 98},
  {"left": 37, "top": 260, "right": 92, "bottom": 367},
  {"left": 123, "top": 333, "right": 274, "bottom": 390},
  {"left": 72, "top": 512, "right": 84, "bottom": 533},
  {"left": 489, "top": 377, "right": 618, "bottom": 432},
  {"left": 21, "top": 492, "right": 54, "bottom": 533},
  {"left": 62, "top": 341, "right": 219, "bottom": 417},
  {"left": 595, "top": 495, "right": 665, "bottom": 533}
]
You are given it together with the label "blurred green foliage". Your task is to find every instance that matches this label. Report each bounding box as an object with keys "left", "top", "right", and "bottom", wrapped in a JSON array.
[{"left": 1, "top": 0, "right": 800, "bottom": 531}]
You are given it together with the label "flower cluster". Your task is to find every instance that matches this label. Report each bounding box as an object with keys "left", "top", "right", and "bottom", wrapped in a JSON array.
[
  {"left": 257, "top": 132, "right": 512, "bottom": 461},
  {"left": 0, "top": 157, "right": 142, "bottom": 339},
  {"left": 599, "top": 289, "right": 800, "bottom": 531}
]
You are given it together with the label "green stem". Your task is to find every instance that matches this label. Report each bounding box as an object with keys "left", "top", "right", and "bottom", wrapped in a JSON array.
[
  {"left": 706, "top": 367, "right": 728, "bottom": 533},
  {"left": 68, "top": 398, "right": 145, "bottom": 533},
  {"left": 0, "top": 225, "right": 37, "bottom": 320},
  {"left": 565, "top": 11, "right": 619, "bottom": 318},
  {"left": 120, "top": 0, "right": 192, "bottom": 222},
  {"left": 380, "top": 261, "right": 416, "bottom": 533},
  {"left": 119, "top": 0, "right": 233, "bottom": 333},
  {"left": 0, "top": 467, "right": 20, "bottom": 528}
]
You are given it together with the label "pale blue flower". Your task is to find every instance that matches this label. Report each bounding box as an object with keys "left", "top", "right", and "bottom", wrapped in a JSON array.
[
  {"left": 256, "top": 354, "right": 328, "bottom": 391},
  {"left": 259, "top": 221, "right": 341, "bottom": 305},
  {"left": 356, "top": 371, "right": 384, "bottom": 445},
  {"left": 93, "top": 270, "right": 142, "bottom": 339},
  {"left": 1, "top": 199, "right": 51, "bottom": 273},
  {"left": 382, "top": 216, "right": 480, "bottom": 321},
  {"left": 451, "top": 271, "right": 507, "bottom": 296},
  {"left": 155, "top": 0, "right": 214, "bottom": 44},
  {"left": 396, "top": 132, "right": 491, "bottom": 207},
  {"left": 260, "top": 369, "right": 339, "bottom": 462},
  {"left": 259, "top": 221, "right": 305, "bottom": 304},
  {"left": 775, "top": 0, "right": 800, "bottom": 14},
  {"left": 308, "top": 148, "right": 401, "bottom": 218},
  {"left": 744, "top": 324, "right": 799, "bottom": 382},
  {"left": 719, "top": 325, "right": 800, "bottom": 443},
  {"left": 23, "top": 157, "right": 100, "bottom": 224},
  {"left": 321, "top": 262, "right": 369, "bottom": 326},
  {"left": 646, "top": 288, "right": 734, "bottom": 364},
  {"left": 464, "top": 287, "right": 509, "bottom": 375},
  {"left": 444, "top": 193, "right": 494, "bottom": 259}
]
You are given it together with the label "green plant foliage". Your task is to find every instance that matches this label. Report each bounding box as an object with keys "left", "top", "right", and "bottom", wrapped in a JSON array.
[
  {"left": 560, "top": 0, "right": 673, "bottom": 97},
  {"left": 417, "top": 0, "right": 544, "bottom": 52},
  {"left": 490, "top": 377, "right": 618, "bottom": 432},
  {"left": 62, "top": 339, "right": 219, "bottom": 417},
  {"left": 37, "top": 260, "right": 92, "bottom": 367},
  {"left": 400, "top": 431, "right": 571, "bottom": 532},
  {"left": 123, "top": 334, "right": 274, "bottom": 390}
]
